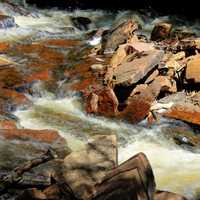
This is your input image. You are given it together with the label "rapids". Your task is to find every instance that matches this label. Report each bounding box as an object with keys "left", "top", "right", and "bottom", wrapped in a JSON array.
[{"left": 1, "top": 4, "right": 200, "bottom": 199}]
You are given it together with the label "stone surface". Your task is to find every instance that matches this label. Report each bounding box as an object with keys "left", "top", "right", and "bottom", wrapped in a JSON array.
[
  {"left": 86, "top": 87, "right": 119, "bottom": 117},
  {"left": 186, "top": 55, "right": 200, "bottom": 83},
  {"left": 89, "top": 152, "right": 156, "bottom": 200},
  {"left": 151, "top": 22, "right": 172, "bottom": 41},
  {"left": 154, "top": 191, "right": 188, "bottom": 200},
  {"left": 62, "top": 135, "right": 117, "bottom": 200},
  {"left": 111, "top": 50, "right": 164, "bottom": 86},
  {"left": 101, "top": 20, "right": 138, "bottom": 52}
]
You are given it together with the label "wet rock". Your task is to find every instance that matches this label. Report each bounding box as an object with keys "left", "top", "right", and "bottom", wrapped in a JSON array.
[
  {"left": 154, "top": 191, "right": 188, "bottom": 200},
  {"left": 0, "top": 88, "right": 31, "bottom": 113},
  {"left": 100, "top": 20, "right": 138, "bottom": 53},
  {"left": 186, "top": 54, "right": 200, "bottom": 83},
  {"left": 62, "top": 135, "right": 117, "bottom": 200},
  {"left": 111, "top": 50, "right": 164, "bottom": 86},
  {"left": 163, "top": 103, "right": 200, "bottom": 126},
  {"left": 71, "top": 16, "right": 92, "bottom": 31},
  {"left": 86, "top": 87, "right": 119, "bottom": 117},
  {"left": 89, "top": 152, "right": 156, "bottom": 200},
  {"left": 0, "top": 15, "right": 16, "bottom": 29},
  {"left": 0, "top": 42, "right": 10, "bottom": 53},
  {"left": 151, "top": 22, "right": 172, "bottom": 41},
  {"left": 0, "top": 119, "right": 17, "bottom": 129}
]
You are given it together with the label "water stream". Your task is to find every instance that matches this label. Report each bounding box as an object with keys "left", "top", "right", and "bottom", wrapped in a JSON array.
[{"left": 1, "top": 4, "right": 200, "bottom": 198}]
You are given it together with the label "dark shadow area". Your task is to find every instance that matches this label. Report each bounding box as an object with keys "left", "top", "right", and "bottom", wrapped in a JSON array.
[{"left": 26, "top": 0, "right": 200, "bottom": 19}]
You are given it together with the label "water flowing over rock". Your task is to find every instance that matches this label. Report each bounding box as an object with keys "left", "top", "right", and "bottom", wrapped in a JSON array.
[{"left": 0, "top": 15, "right": 16, "bottom": 29}]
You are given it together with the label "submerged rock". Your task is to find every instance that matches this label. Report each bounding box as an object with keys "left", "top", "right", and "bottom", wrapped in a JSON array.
[
  {"left": 0, "top": 15, "right": 16, "bottom": 29},
  {"left": 71, "top": 16, "right": 92, "bottom": 31}
]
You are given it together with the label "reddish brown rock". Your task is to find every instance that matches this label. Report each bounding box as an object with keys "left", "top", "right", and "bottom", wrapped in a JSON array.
[
  {"left": 17, "top": 188, "right": 47, "bottom": 200},
  {"left": 86, "top": 87, "right": 119, "bottom": 117},
  {"left": 163, "top": 104, "right": 200, "bottom": 126},
  {"left": 151, "top": 22, "right": 172, "bottom": 41},
  {"left": 186, "top": 55, "right": 200, "bottom": 83},
  {"left": 43, "top": 39, "right": 81, "bottom": 47},
  {"left": 0, "top": 119, "right": 17, "bottom": 129},
  {"left": 0, "top": 42, "right": 10, "bottom": 53},
  {"left": 0, "top": 129, "right": 65, "bottom": 144}
]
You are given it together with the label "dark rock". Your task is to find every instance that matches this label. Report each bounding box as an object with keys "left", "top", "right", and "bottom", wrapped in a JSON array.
[
  {"left": 100, "top": 20, "right": 138, "bottom": 53},
  {"left": 71, "top": 16, "right": 92, "bottom": 31},
  {"left": 154, "top": 190, "right": 188, "bottom": 200},
  {"left": 151, "top": 22, "right": 172, "bottom": 41}
]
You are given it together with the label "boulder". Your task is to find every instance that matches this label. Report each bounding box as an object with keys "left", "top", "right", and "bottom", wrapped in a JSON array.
[
  {"left": 186, "top": 55, "right": 200, "bottom": 83},
  {"left": 151, "top": 22, "right": 172, "bottom": 41},
  {"left": 111, "top": 50, "right": 164, "bottom": 86},
  {"left": 0, "top": 15, "right": 16, "bottom": 29},
  {"left": 100, "top": 20, "right": 138, "bottom": 53},
  {"left": 88, "top": 152, "right": 156, "bottom": 200},
  {"left": 62, "top": 135, "right": 117, "bottom": 200},
  {"left": 86, "top": 87, "right": 119, "bottom": 117},
  {"left": 110, "top": 42, "right": 155, "bottom": 68},
  {"left": 163, "top": 103, "right": 200, "bottom": 126},
  {"left": 71, "top": 16, "right": 92, "bottom": 31}
]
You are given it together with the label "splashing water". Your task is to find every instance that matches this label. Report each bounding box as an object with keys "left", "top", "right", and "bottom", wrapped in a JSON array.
[{"left": 14, "top": 94, "right": 200, "bottom": 199}]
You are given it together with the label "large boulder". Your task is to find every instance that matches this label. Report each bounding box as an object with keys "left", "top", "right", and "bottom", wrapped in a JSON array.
[
  {"left": 186, "top": 55, "right": 200, "bottom": 83},
  {"left": 62, "top": 135, "right": 117, "bottom": 200},
  {"left": 110, "top": 50, "right": 164, "bottom": 86}
]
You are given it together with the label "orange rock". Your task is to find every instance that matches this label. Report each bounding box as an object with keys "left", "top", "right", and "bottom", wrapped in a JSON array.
[
  {"left": 0, "top": 129, "right": 65, "bottom": 144},
  {"left": 0, "top": 120, "right": 17, "bottom": 129},
  {"left": 15, "top": 43, "right": 45, "bottom": 54},
  {"left": 186, "top": 55, "right": 200, "bottom": 83},
  {"left": 25, "top": 69, "right": 51, "bottom": 83},
  {"left": 163, "top": 104, "right": 200, "bottom": 126},
  {"left": 0, "top": 68, "right": 24, "bottom": 88},
  {"left": 86, "top": 87, "right": 119, "bottom": 117},
  {"left": 44, "top": 39, "right": 81, "bottom": 47},
  {"left": 0, "top": 42, "right": 10, "bottom": 53},
  {"left": 39, "top": 49, "right": 64, "bottom": 64}
]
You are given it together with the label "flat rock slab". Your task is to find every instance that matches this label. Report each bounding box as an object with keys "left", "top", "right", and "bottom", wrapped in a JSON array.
[
  {"left": 0, "top": 129, "right": 70, "bottom": 170},
  {"left": 62, "top": 135, "right": 117, "bottom": 200},
  {"left": 112, "top": 49, "right": 164, "bottom": 86}
]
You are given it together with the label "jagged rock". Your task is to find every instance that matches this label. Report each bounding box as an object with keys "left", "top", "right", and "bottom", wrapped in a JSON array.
[
  {"left": 100, "top": 20, "right": 138, "bottom": 53},
  {"left": 71, "top": 16, "right": 92, "bottom": 30},
  {"left": 0, "top": 15, "right": 16, "bottom": 29},
  {"left": 145, "top": 69, "right": 159, "bottom": 84},
  {"left": 86, "top": 87, "right": 119, "bottom": 117},
  {"left": 154, "top": 191, "right": 188, "bottom": 200},
  {"left": 17, "top": 188, "right": 47, "bottom": 200},
  {"left": 88, "top": 152, "right": 156, "bottom": 200},
  {"left": 111, "top": 50, "right": 164, "bottom": 86},
  {"left": 151, "top": 22, "right": 172, "bottom": 41},
  {"left": 62, "top": 135, "right": 117, "bottom": 200},
  {"left": 186, "top": 54, "right": 200, "bottom": 83}
]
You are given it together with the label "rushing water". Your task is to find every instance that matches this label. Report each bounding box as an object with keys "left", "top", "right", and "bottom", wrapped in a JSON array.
[{"left": 1, "top": 4, "right": 200, "bottom": 198}]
